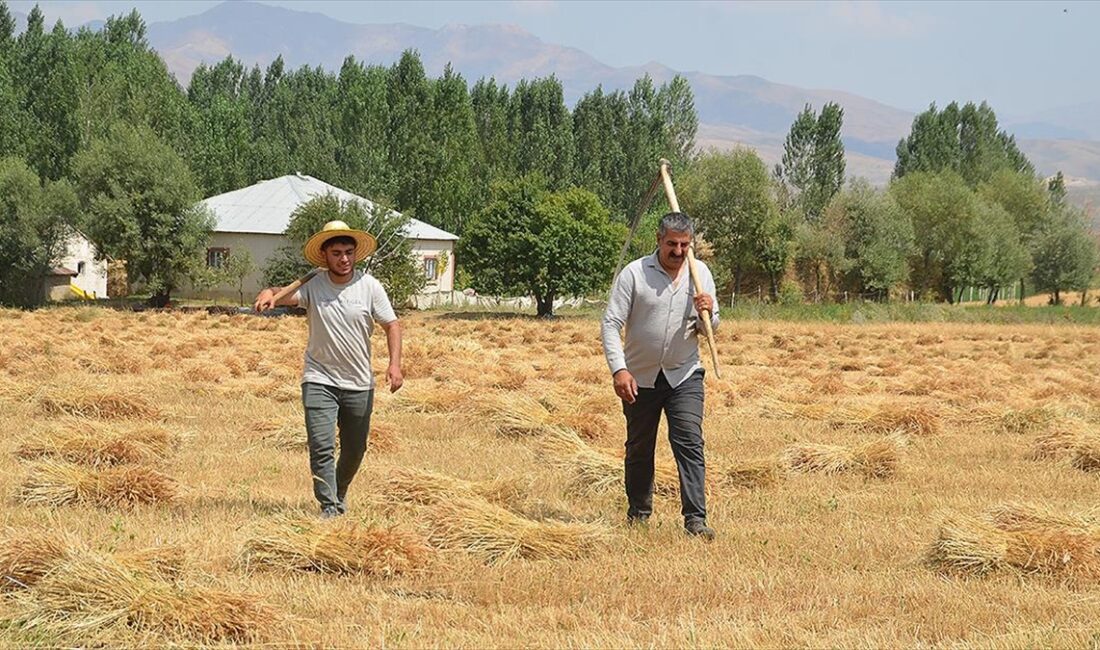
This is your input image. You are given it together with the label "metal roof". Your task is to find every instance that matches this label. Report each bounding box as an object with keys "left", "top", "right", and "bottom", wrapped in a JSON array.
[{"left": 200, "top": 173, "right": 459, "bottom": 241}]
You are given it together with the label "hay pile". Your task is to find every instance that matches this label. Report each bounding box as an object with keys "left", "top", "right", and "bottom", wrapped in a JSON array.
[
  {"left": 722, "top": 459, "right": 783, "bottom": 489},
  {"left": 15, "top": 419, "right": 175, "bottom": 466},
  {"left": 1030, "top": 427, "right": 1100, "bottom": 472},
  {"left": 424, "top": 496, "right": 608, "bottom": 563},
  {"left": 926, "top": 504, "right": 1100, "bottom": 579},
  {"left": 0, "top": 533, "right": 267, "bottom": 644},
  {"left": 386, "top": 467, "right": 527, "bottom": 508},
  {"left": 37, "top": 387, "right": 160, "bottom": 420},
  {"left": 780, "top": 437, "right": 900, "bottom": 478},
  {"left": 17, "top": 461, "right": 178, "bottom": 508},
  {"left": 241, "top": 516, "right": 429, "bottom": 575},
  {"left": 540, "top": 427, "right": 678, "bottom": 495}
]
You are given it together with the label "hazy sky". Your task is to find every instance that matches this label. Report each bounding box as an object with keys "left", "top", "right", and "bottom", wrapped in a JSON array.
[{"left": 10, "top": 0, "right": 1099, "bottom": 116}]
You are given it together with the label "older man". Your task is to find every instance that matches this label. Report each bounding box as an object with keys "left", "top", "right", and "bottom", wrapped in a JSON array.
[
  {"left": 254, "top": 220, "right": 403, "bottom": 519},
  {"left": 601, "top": 212, "right": 718, "bottom": 540}
]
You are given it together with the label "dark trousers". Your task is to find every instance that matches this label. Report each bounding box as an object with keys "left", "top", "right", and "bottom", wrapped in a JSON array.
[
  {"left": 623, "top": 369, "right": 707, "bottom": 524},
  {"left": 302, "top": 382, "right": 374, "bottom": 512}
]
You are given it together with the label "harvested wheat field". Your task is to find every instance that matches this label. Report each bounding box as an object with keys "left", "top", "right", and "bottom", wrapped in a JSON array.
[{"left": 1, "top": 305, "right": 1099, "bottom": 647}]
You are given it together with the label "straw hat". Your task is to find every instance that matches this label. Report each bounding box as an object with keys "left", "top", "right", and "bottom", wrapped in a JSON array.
[{"left": 303, "top": 220, "right": 378, "bottom": 268}]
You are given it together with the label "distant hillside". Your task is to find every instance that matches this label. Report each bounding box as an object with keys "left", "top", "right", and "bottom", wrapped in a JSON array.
[{"left": 11, "top": 1, "right": 1100, "bottom": 219}]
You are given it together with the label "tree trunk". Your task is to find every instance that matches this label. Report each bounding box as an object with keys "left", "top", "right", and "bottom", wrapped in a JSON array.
[
  {"left": 149, "top": 292, "right": 170, "bottom": 308},
  {"left": 1053, "top": 289, "right": 1061, "bottom": 305},
  {"left": 1019, "top": 278, "right": 1026, "bottom": 305},
  {"left": 769, "top": 273, "right": 780, "bottom": 300},
  {"left": 1081, "top": 290, "right": 1089, "bottom": 307},
  {"left": 535, "top": 292, "right": 554, "bottom": 318},
  {"left": 733, "top": 264, "right": 743, "bottom": 304}
]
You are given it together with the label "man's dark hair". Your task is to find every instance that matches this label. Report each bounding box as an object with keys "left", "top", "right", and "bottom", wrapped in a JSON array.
[
  {"left": 658, "top": 212, "right": 694, "bottom": 238},
  {"left": 321, "top": 235, "right": 357, "bottom": 251}
]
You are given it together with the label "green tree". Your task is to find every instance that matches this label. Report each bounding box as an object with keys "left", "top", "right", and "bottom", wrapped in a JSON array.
[
  {"left": 823, "top": 180, "right": 914, "bottom": 301},
  {"left": 1031, "top": 206, "right": 1098, "bottom": 305},
  {"left": 419, "top": 64, "right": 482, "bottom": 235},
  {"left": 891, "top": 171, "right": 978, "bottom": 301},
  {"left": 775, "top": 102, "right": 846, "bottom": 223},
  {"left": 334, "top": 56, "right": 392, "bottom": 198},
  {"left": 263, "top": 193, "right": 425, "bottom": 307},
  {"left": 509, "top": 76, "right": 574, "bottom": 190},
  {"left": 1047, "top": 171, "right": 1067, "bottom": 207},
  {"left": 0, "top": 156, "right": 75, "bottom": 306},
  {"left": 14, "top": 10, "right": 79, "bottom": 180},
  {"left": 970, "top": 199, "right": 1030, "bottom": 304},
  {"left": 186, "top": 57, "right": 254, "bottom": 195},
  {"left": 678, "top": 149, "right": 786, "bottom": 301},
  {"left": 895, "top": 101, "right": 1034, "bottom": 185},
  {"left": 470, "top": 77, "right": 514, "bottom": 189},
  {"left": 458, "top": 176, "right": 620, "bottom": 317},
  {"left": 73, "top": 124, "right": 213, "bottom": 307},
  {"left": 387, "top": 50, "right": 433, "bottom": 214},
  {"left": 221, "top": 246, "right": 255, "bottom": 306}
]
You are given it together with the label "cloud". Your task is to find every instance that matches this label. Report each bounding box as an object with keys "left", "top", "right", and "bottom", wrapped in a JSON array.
[{"left": 830, "top": 1, "right": 931, "bottom": 38}]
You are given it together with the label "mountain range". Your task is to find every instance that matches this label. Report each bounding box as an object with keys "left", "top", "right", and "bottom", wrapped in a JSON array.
[{"left": 12, "top": 1, "right": 1100, "bottom": 212}]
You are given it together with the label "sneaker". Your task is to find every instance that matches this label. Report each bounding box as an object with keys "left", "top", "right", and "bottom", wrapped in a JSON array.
[
  {"left": 320, "top": 506, "right": 342, "bottom": 520},
  {"left": 685, "top": 519, "right": 716, "bottom": 541}
]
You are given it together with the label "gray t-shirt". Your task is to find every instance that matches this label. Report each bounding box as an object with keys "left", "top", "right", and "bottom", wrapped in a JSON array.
[{"left": 294, "top": 270, "right": 397, "bottom": 391}]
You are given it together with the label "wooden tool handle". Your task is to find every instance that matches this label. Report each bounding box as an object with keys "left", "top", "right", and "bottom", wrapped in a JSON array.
[
  {"left": 658, "top": 160, "right": 722, "bottom": 379},
  {"left": 271, "top": 267, "right": 323, "bottom": 304}
]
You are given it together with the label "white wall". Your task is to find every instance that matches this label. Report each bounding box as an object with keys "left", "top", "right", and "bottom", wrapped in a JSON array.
[
  {"left": 183, "top": 233, "right": 457, "bottom": 301},
  {"left": 411, "top": 239, "right": 456, "bottom": 293},
  {"left": 58, "top": 232, "right": 107, "bottom": 298}
]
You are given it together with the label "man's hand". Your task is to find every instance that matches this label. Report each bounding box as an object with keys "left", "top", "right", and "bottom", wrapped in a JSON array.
[
  {"left": 253, "top": 288, "right": 276, "bottom": 313},
  {"left": 613, "top": 369, "right": 638, "bottom": 404},
  {"left": 693, "top": 292, "right": 714, "bottom": 316},
  {"left": 387, "top": 363, "right": 404, "bottom": 393}
]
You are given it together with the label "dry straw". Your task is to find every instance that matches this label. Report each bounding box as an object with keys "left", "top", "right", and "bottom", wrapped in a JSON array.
[
  {"left": 0, "top": 531, "right": 184, "bottom": 591},
  {"left": 722, "top": 459, "right": 783, "bottom": 489},
  {"left": 780, "top": 437, "right": 901, "bottom": 478},
  {"left": 8, "top": 553, "right": 274, "bottom": 644},
  {"left": 484, "top": 393, "right": 556, "bottom": 436},
  {"left": 386, "top": 467, "right": 527, "bottom": 509},
  {"left": 37, "top": 386, "right": 160, "bottom": 420},
  {"left": 540, "top": 427, "right": 678, "bottom": 494},
  {"left": 17, "top": 461, "right": 178, "bottom": 508},
  {"left": 926, "top": 504, "right": 1100, "bottom": 579},
  {"left": 15, "top": 419, "right": 175, "bottom": 466},
  {"left": 424, "top": 496, "right": 608, "bottom": 563},
  {"left": 241, "top": 515, "right": 429, "bottom": 576}
]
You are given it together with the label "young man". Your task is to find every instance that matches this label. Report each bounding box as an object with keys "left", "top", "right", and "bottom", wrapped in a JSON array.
[
  {"left": 254, "top": 219, "right": 403, "bottom": 518},
  {"left": 600, "top": 212, "right": 718, "bottom": 540}
]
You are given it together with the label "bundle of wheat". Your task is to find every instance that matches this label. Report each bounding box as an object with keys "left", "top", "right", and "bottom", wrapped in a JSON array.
[
  {"left": 424, "top": 496, "right": 608, "bottom": 563},
  {"left": 0, "top": 532, "right": 183, "bottom": 591},
  {"left": 9, "top": 552, "right": 273, "bottom": 644},
  {"left": 38, "top": 388, "right": 160, "bottom": 420},
  {"left": 241, "top": 515, "right": 429, "bottom": 575},
  {"left": 386, "top": 467, "right": 527, "bottom": 509},
  {"left": 781, "top": 437, "right": 900, "bottom": 477},
  {"left": 484, "top": 393, "right": 555, "bottom": 436},
  {"left": 540, "top": 427, "right": 678, "bottom": 494},
  {"left": 17, "top": 461, "right": 178, "bottom": 508},
  {"left": 15, "top": 419, "right": 175, "bottom": 466},
  {"left": 926, "top": 504, "right": 1100, "bottom": 579},
  {"left": 722, "top": 459, "right": 783, "bottom": 489}
]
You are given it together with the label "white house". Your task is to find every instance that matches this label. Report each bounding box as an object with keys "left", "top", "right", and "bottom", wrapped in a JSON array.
[
  {"left": 187, "top": 174, "right": 459, "bottom": 303},
  {"left": 44, "top": 228, "right": 109, "bottom": 301}
]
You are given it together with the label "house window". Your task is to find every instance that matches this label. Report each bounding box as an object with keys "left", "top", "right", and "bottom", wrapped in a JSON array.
[
  {"left": 423, "top": 257, "right": 437, "bottom": 280},
  {"left": 207, "top": 247, "right": 229, "bottom": 269},
  {"left": 76, "top": 261, "right": 86, "bottom": 275}
]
